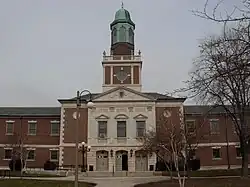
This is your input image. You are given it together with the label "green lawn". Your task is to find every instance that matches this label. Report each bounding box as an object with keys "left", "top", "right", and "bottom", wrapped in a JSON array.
[
  {"left": 0, "top": 179, "right": 96, "bottom": 187},
  {"left": 158, "top": 168, "right": 250, "bottom": 177},
  {"left": 8, "top": 171, "right": 65, "bottom": 178},
  {"left": 135, "top": 178, "right": 250, "bottom": 187}
]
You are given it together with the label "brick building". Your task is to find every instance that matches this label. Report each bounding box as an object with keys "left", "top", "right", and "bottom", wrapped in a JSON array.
[{"left": 0, "top": 6, "right": 247, "bottom": 172}]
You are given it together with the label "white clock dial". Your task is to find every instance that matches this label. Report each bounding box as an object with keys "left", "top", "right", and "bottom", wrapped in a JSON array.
[{"left": 116, "top": 70, "right": 128, "bottom": 82}]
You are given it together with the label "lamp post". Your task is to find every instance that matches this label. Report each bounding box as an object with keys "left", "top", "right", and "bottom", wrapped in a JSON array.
[
  {"left": 73, "top": 90, "right": 94, "bottom": 187},
  {"left": 80, "top": 141, "right": 91, "bottom": 172}
]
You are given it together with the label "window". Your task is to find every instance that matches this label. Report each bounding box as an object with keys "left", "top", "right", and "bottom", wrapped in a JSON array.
[
  {"left": 129, "top": 28, "right": 134, "bottom": 44},
  {"left": 98, "top": 121, "right": 107, "bottom": 138},
  {"left": 51, "top": 121, "right": 60, "bottom": 136},
  {"left": 27, "top": 150, "right": 35, "bottom": 160},
  {"left": 136, "top": 121, "right": 146, "bottom": 137},
  {"left": 6, "top": 121, "right": 14, "bottom": 135},
  {"left": 119, "top": 26, "right": 126, "bottom": 42},
  {"left": 209, "top": 119, "right": 220, "bottom": 134},
  {"left": 28, "top": 121, "right": 37, "bottom": 135},
  {"left": 117, "top": 121, "right": 126, "bottom": 138},
  {"left": 112, "top": 28, "right": 117, "bottom": 44},
  {"left": 212, "top": 148, "right": 221, "bottom": 159},
  {"left": 186, "top": 120, "right": 196, "bottom": 133},
  {"left": 236, "top": 147, "right": 242, "bottom": 158},
  {"left": 4, "top": 149, "right": 12, "bottom": 160},
  {"left": 50, "top": 150, "right": 59, "bottom": 161}
]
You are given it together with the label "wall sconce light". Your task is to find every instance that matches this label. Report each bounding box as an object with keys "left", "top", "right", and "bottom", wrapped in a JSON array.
[
  {"left": 130, "top": 149, "right": 133, "bottom": 157},
  {"left": 110, "top": 149, "right": 113, "bottom": 157}
]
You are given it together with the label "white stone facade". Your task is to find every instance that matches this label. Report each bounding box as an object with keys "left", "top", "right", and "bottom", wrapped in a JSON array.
[{"left": 87, "top": 87, "right": 157, "bottom": 172}]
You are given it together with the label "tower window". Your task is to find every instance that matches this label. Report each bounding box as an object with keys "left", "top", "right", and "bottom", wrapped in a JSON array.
[
  {"left": 112, "top": 28, "right": 117, "bottom": 44},
  {"left": 129, "top": 28, "right": 134, "bottom": 44},
  {"left": 119, "top": 26, "right": 126, "bottom": 42}
]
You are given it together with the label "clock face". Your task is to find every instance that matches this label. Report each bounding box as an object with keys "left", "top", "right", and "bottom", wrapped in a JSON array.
[{"left": 116, "top": 70, "right": 128, "bottom": 82}]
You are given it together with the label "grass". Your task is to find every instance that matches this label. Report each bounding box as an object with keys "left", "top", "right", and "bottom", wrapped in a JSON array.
[
  {"left": 135, "top": 178, "right": 250, "bottom": 187},
  {"left": 4, "top": 171, "right": 65, "bottom": 178},
  {"left": 0, "top": 179, "right": 96, "bottom": 187},
  {"left": 158, "top": 168, "right": 250, "bottom": 177}
]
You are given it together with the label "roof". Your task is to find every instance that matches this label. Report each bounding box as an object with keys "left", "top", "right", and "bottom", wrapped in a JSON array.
[
  {"left": 58, "top": 88, "right": 186, "bottom": 104},
  {"left": 0, "top": 105, "right": 234, "bottom": 116},
  {"left": 184, "top": 105, "right": 230, "bottom": 115},
  {"left": 110, "top": 7, "right": 135, "bottom": 28},
  {"left": 0, "top": 107, "right": 60, "bottom": 117}
]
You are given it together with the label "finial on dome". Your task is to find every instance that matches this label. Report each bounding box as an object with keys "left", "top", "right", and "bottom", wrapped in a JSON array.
[{"left": 121, "top": 1, "right": 124, "bottom": 8}]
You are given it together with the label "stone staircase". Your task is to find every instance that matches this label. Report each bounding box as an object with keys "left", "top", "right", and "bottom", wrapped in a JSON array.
[{"left": 79, "top": 171, "right": 154, "bottom": 177}]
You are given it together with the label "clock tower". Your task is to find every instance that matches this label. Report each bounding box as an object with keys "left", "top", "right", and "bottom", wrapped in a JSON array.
[{"left": 102, "top": 5, "right": 142, "bottom": 92}]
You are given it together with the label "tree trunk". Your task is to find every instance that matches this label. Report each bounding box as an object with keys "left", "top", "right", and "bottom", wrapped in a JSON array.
[{"left": 241, "top": 146, "right": 248, "bottom": 177}]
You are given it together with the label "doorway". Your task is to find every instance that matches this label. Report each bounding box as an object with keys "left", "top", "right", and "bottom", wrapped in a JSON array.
[
  {"left": 115, "top": 150, "right": 128, "bottom": 171},
  {"left": 122, "top": 154, "right": 128, "bottom": 171},
  {"left": 96, "top": 150, "right": 109, "bottom": 171}
]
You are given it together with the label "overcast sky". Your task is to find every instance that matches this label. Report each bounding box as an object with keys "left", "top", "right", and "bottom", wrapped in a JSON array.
[{"left": 0, "top": 0, "right": 240, "bottom": 106}]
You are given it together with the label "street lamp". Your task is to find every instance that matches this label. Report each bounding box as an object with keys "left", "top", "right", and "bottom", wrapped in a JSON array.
[
  {"left": 80, "top": 141, "right": 91, "bottom": 172},
  {"left": 73, "top": 90, "right": 93, "bottom": 187}
]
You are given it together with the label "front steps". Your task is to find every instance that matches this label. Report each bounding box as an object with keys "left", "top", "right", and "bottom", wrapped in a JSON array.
[{"left": 80, "top": 171, "right": 154, "bottom": 177}]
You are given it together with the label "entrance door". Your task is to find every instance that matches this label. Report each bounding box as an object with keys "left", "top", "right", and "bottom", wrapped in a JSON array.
[
  {"left": 115, "top": 151, "right": 128, "bottom": 171},
  {"left": 96, "top": 151, "right": 109, "bottom": 171},
  {"left": 135, "top": 151, "right": 148, "bottom": 171},
  {"left": 122, "top": 154, "right": 128, "bottom": 171}
]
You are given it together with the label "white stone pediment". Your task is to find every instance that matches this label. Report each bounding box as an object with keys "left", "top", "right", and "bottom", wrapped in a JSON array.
[
  {"left": 94, "top": 87, "right": 153, "bottom": 102},
  {"left": 133, "top": 114, "right": 148, "bottom": 120},
  {"left": 95, "top": 114, "right": 109, "bottom": 120},
  {"left": 114, "top": 114, "right": 129, "bottom": 119}
]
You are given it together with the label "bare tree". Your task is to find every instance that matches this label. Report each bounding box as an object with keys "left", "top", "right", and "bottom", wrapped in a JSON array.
[
  {"left": 193, "top": 0, "right": 250, "bottom": 23},
  {"left": 6, "top": 117, "right": 30, "bottom": 177},
  {"left": 141, "top": 108, "right": 187, "bottom": 187},
  {"left": 178, "top": 23, "right": 250, "bottom": 177}
]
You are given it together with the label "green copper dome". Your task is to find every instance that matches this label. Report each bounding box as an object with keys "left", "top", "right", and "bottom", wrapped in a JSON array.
[
  {"left": 110, "top": 7, "right": 135, "bottom": 28},
  {"left": 110, "top": 5, "right": 135, "bottom": 45}
]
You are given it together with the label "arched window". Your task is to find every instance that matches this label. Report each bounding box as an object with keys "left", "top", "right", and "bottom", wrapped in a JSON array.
[
  {"left": 129, "top": 28, "right": 134, "bottom": 44},
  {"left": 112, "top": 28, "right": 117, "bottom": 44},
  {"left": 119, "top": 26, "right": 126, "bottom": 42}
]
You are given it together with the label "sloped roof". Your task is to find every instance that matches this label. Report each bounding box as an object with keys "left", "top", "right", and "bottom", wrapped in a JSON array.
[
  {"left": 184, "top": 105, "right": 231, "bottom": 114},
  {"left": 0, "top": 107, "right": 60, "bottom": 116},
  {"left": 58, "top": 89, "right": 186, "bottom": 104}
]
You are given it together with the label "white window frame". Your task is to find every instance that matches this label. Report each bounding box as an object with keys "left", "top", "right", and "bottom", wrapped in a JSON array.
[
  {"left": 97, "top": 120, "right": 108, "bottom": 139},
  {"left": 5, "top": 120, "right": 14, "bottom": 135},
  {"left": 235, "top": 145, "right": 242, "bottom": 159},
  {"left": 26, "top": 148, "right": 36, "bottom": 161},
  {"left": 49, "top": 149, "right": 59, "bottom": 162},
  {"left": 3, "top": 148, "right": 13, "bottom": 160},
  {"left": 28, "top": 121, "right": 37, "bottom": 135},
  {"left": 50, "top": 120, "right": 60, "bottom": 136},
  {"left": 116, "top": 120, "right": 127, "bottom": 138},
  {"left": 185, "top": 120, "right": 196, "bottom": 133},
  {"left": 209, "top": 119, "right": 220, "bottom": 135},
  {"left": 136, "top": 120, "right": 146, "bottom": 138},
  {"left": 212, "top": 146, "right": 222, "bottom": 160}
]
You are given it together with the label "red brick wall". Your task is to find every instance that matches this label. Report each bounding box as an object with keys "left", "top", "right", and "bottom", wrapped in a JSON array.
[
  {"left": 63, "top": 108, "right": 88, "bottom": 144},
  {"left": 196, "top": 146, "right": 250, "bottom": 167},
  {"left": 184, "top": 114, "right": 239, "bottom": 144},
  {"left": 0, "top": 116, "right": 60, "bottom": 145},
  {"left": 0, "top": 147, "right": 58, "bottom": 168},
  {"left": 63, "top": 147, "right": 86, "bottom": 167},
  {"left": 155, "top": 106, "right": 181, "bottom": 140}
]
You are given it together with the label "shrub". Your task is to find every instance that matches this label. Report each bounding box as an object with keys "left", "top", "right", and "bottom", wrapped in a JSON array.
[
  {"left": 9, "top": 159, "right": 25, "bottom": 171},
  {"left": 189, "top": 159, "right": 200, "bottom": 171},
  {"left": 44, "top": 160, "right": 57, "bottom": 170}
]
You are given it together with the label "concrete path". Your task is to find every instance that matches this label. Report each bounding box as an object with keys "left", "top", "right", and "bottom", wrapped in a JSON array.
[
  {"left": 9, "top": 176, "right": 168, "bottom": 187},
  {"left": 79, "top": 176, "right": 168, "bottom": 187}
]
